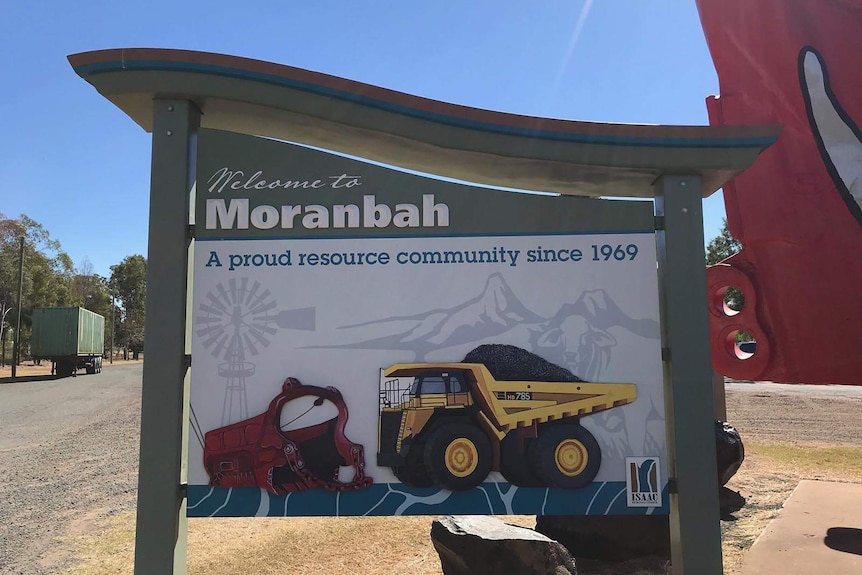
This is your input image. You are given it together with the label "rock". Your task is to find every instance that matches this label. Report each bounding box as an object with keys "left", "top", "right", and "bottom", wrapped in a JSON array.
[
  {"left": 535, "top": 515, "right": 671, "bottom": 562},
  {"left": 716, "top": 421, "right": 745, "bottom": 486},
  {"left": 431, "top": 515, "right": 577, "bottom": 575},
  {"left": 719, "top": 486, "right": 746, "bottom": 514}
]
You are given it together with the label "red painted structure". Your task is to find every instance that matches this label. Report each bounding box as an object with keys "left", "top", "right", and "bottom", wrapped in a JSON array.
[{"left": 698, "top": 0, "right": 862, "bottom": 384}]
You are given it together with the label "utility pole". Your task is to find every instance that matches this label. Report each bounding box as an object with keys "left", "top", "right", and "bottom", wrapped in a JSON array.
[
  {"left": 110, "top": 282, "right": 115, "bottom": 364},
  {"left": 12, "top": 236, "right": 24, "bottom": 381}
]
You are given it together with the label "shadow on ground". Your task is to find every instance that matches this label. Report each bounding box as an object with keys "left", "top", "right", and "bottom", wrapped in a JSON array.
[
  {"left": 825, "top": 527, "right": 862, "bottom": 555},
  {"left": 0, "top": 374, "right": 65, "bottom": 384}
]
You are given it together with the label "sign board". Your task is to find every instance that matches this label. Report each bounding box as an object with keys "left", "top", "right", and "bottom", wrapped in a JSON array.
[{"left": 187, "top": 129, "right": 667, "bottom": 517}]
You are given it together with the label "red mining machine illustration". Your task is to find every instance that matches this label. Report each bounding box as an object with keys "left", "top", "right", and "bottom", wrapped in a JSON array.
[{"left": 203, "top": 377, "right": 372, "bottom": 494}]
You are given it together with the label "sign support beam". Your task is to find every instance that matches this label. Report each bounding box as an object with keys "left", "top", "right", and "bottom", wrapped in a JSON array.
[
  {"left": 654, "top": 175, "right": 723, "bottom": 575},
  {"left": 134, "top": 99, "right": 199, "bottom": 575}
]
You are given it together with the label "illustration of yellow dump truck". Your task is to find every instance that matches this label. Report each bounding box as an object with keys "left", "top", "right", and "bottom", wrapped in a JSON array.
[{"left": 377, "top": 363, "right": 637, "bottom": 491}]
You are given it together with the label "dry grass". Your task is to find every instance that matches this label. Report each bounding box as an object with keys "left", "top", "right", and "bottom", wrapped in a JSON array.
[
  {"left": 61, "top": 513, "right": 537, "bottom": 575},
  {"left": 745, "top": 441, "right": 862, "bottom": 480},
  {"left": 59, "top": 512, "right": 135, "bottom": 575},
  {"left": 59, "top": 441, "right": 862, "bottom": 575},
  {"left": 719, "top": 442, "right": 862, "bottom": 575},
  {"left": 189, "top": 516, "right": 445, "bottom": 575}
]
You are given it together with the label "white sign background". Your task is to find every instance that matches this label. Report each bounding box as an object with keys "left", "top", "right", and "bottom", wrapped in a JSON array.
[{"left": 189, "top": 232, "right": 665, "bottom": 489}]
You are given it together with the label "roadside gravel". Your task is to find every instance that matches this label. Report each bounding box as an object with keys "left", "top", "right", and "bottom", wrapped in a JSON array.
[
  {"left": 725, "top": 382, "right": 862, "bottom": 444},
  {"left": 0, "top": 364, "right": 142, "bottom": 575}
]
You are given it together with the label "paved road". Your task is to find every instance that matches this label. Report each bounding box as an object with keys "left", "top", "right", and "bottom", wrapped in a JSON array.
[{"left": 0, "top": 363, "right": 142, "bottom": 574}]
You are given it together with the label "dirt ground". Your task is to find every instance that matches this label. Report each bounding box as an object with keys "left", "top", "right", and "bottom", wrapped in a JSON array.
[
  {"left": 1, "top": 365, "right": 860, "bottom": 574},
  {"left": 718, "top": 383, "right": 862, "bottom": 574}
]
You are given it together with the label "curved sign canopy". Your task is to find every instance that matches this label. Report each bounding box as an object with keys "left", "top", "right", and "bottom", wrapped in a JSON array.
[{"left": 69, "top": 48, "right": 778, "bottom": 198}]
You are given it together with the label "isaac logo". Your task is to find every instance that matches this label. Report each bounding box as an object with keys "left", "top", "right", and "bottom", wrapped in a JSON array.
[{"left": 626, "top": 457, "right": 662, "bottom": 507}]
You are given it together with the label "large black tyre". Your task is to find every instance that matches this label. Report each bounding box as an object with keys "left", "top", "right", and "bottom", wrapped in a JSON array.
[
  {"left": 424, "top": 422, "right": 493, "bottom": 491},
  {"left": 499, "top": 432, "right": 543, "bottom": 487},
  {"left": 529, "top": 423, "right": 601, "bottom": 489},
  {"left": 392, "top": 444, "right": 434, "bottom": 488}
]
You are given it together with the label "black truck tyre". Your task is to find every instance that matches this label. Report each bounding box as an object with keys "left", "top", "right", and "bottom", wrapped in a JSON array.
[
  {"left": 499, "top": 432, "right": 543, "bottom": 487},
  {"left": 424, "top": 422, "right": 492, "bottom": 491},
  {"left": 392, "top": 444, "right": 434, "bottom": 488},
  {"left": 529, "top": 423, "right": 601, "bottom": 489}
]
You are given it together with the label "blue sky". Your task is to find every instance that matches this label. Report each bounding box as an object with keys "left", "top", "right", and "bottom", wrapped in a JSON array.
[{"left": 1, "top": 0, "right": 726, "bottom": 277}]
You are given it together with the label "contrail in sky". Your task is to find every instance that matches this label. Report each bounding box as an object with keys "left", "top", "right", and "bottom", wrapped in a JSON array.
[{"left": 550, "top": 0, "right": 594, "bottom": 107}]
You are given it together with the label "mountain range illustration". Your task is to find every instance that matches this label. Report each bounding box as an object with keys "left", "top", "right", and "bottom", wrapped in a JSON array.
[{"left": 313, "top": 273, "right": 658, "bottom": 361}]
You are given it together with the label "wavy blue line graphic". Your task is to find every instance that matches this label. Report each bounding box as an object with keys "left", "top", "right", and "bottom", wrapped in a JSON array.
[
  {"left": 187, "top": 482, "right": 670, "bottom": 517},
  {"left": 187, "top": 486, "right": 214, "bottom": 510},
  {"left": 209, "top": 488, "right": 233, "bottom": 517}
]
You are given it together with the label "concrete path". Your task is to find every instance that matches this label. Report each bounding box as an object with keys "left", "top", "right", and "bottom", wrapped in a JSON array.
[{"left": 741, "top": 480, "right": 862, "bottom": 575}]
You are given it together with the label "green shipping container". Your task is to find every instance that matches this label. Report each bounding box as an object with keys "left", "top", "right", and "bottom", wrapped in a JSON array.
[{"left": 31, "top": 307, "right": 105, "bottom": 357}]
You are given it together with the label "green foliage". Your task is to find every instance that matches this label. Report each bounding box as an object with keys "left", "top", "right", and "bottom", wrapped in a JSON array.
[
  {"left": 70, "top": 259, "right": 112, "bottom": 317},
  {"left": 0, "top": 213, "right": 76, "bottom": 362},
  {"left": 706, "top": 218, "right": 744, "bottom": 313},
  {"left": 110, "top": 255, "right": 147, "bottom": 352},
  {"left": 0, "top": 214, "right": 149, "bottom": 364},
  {"left": 705, "top": 218, "right": 742, "bottom": 265}
]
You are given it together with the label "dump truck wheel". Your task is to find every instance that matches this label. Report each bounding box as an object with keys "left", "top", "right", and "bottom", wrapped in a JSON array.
[
  {"left": 530, "top": 424, "right": 601, "bottom": 489},
  {"left": 500, "top": 433, "right": 543, "bottom": 487},
  {"left": 424, "top": 423, "right": 492, "bottom": 491},
  {"left": 392, "top": 445, "right": 434, "bottom": 488}
]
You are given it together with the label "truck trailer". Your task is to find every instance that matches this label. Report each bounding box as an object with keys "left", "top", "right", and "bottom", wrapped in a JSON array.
[
  {"left": 378, "top": 362, "right": 637, "bottom": 491},
  {"left": 31, "top": 307, "right": 105, "bottom": 377}
]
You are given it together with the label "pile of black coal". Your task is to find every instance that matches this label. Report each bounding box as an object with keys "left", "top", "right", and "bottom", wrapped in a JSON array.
[{"left": 463, "top": 344, "right": 583, "bottom": 382}]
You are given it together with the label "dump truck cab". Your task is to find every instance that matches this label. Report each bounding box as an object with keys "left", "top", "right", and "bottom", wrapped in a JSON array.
[{"left": 395, "top": 369, "right": 472, "bottom": 408}]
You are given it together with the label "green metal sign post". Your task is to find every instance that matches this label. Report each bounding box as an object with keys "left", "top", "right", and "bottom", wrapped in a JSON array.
[
  {"left": 655, "top": 175, "right": 723, "bottom": 574},
  {"left": 134, "top": 99, "right": 199, "bottom": 575}
]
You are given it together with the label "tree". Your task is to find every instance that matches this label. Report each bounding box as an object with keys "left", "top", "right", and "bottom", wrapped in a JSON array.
[
  {"left": 706, "top": 218, "right": 742, "bottom": 266},
  {"left": 110, "top": 255, "right": 147, "bottom": 359},
  {"left": 70, "top": 259, "right": 112, "bottom": 317},
  {"left": 705, "top": 218, "right": 746, "bottom": 322},
  {"left": 0, "top": 213, "right": 75, "bottom": 364}
]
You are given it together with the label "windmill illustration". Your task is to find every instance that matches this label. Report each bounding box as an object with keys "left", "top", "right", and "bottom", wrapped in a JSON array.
[{"left": 195, "top": 277, "right": 316, "bottom": 424}]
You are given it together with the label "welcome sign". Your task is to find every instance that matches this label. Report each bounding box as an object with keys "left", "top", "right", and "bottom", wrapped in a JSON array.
[{"left": 187, "top": 129, "right": 667, "bottom": 517}]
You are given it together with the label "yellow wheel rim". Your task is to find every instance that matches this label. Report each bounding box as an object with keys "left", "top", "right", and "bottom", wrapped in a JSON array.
[
  {"left": 444, "top": 438, "right": 479, "bottom": 477},
  {"left": 555, "top": 439, "right": 588, "bottom": 476}
]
